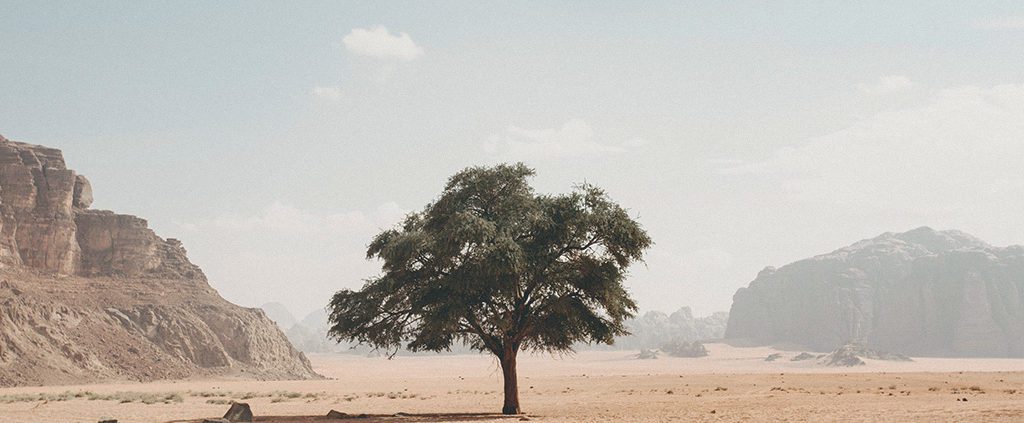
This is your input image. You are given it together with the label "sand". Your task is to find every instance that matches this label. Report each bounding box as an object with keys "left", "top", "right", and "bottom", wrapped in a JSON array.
[{"left": 1, "top": 343, "right": 1022, "bottom": 422}]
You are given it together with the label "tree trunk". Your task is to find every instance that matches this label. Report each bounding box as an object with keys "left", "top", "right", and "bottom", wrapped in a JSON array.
[{"left": 500, "top": 348, "right": 521, "bottom": 415}]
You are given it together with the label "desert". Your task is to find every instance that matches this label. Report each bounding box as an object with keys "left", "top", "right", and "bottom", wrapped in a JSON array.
[
  {"left": 6, "top": 3, "right": 1024, "bottom": 422},
  {"left": 1, "top": 344, "right": 1023, "bottom": 422}
]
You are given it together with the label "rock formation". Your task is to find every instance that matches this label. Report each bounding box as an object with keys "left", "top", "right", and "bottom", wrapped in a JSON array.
[
  {"left": 635, "top": 348, "right": 659, "bottom": 359},
  {"left": 659, "top": 340, "right": 709, "bottom": 358},
  {"left": 613, "top": 307, "right": 729, "bottom": 350},
  {"left": 820, "top": 342, "right": 911, "bottom": 367},
  {"left": 726, "top": 227, "right": 1024, "bottom": 357},
  {"left": 0, "top": 135, "right": 318, "bottom": 386}
]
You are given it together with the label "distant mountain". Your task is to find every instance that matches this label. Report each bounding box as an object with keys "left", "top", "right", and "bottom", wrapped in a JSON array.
[
  {"left": 260, "top": 302, "right": 297, "bottom": 330},
  {"left": 614, "top": 307, "right": 729, "bottom": 350},
  {"left": 285, "top": 308, "right": 349, "bottom": 354},
  {"left": 283, "top": 304, "right": 726, "bottom": 354},
  {"left": 726, "top": 227, "right": 1024, "bottom": 357}
]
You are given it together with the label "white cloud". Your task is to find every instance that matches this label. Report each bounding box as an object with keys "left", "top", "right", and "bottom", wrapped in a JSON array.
[
  {"left": 717, "top": 84, "right": 1024, "bottom": 214},
  {"left": 976, "top": 16, "right": 1024, "bottom": 30},
  {"left": 484, "top": 119, "right": 646, "bottom": 160},
  {"left": 311, "top": 86, "right": 342, "bottom": 100},
  {"left": 856, "top": 75, "right": 914, "bottom": 95},
  {"left": 342, "top": 26, "right": 424, "bottom": 61}
]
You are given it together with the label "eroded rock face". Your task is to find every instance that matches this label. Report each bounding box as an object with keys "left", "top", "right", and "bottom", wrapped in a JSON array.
[
  {"left": 0, "top": 139, "right": 80, "bottom": 273},
  {"left": 0, "top": 134, "right": 318, "bottom": 386},
  {"left": 0, "top": 136, "right": 194, "bottom": 278},
  {"left": 75, "top": 211, "right": 203, "bottom": 279},
  {"left": 726, "top": 227, "right": 1024, "bottom": 357}
]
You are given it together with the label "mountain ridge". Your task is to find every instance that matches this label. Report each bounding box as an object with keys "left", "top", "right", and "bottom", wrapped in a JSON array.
[{"left": 726, "top": 227, "right": 1024, "bottom": 357}]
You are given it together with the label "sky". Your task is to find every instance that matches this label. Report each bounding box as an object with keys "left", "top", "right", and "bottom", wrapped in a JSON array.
[{"left": 3, "top": 1, "right": 1024, "bottom": 320}]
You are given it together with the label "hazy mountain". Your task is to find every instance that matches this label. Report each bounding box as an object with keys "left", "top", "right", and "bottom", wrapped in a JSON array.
[
  {"left": 260, "top": 302, "right": 297, "bottom": 330},
  {"left": 285, "top": 308, "right": 347, "bottom": 354},
  {"left": 612, "top": 307, "right": 729, "bottom": 350},
  {"left": 284, "top": 303, "right": 727, "bottom": 354},
  {"left": 726, "top": 227, "right": 1024, "bottom": 357}
]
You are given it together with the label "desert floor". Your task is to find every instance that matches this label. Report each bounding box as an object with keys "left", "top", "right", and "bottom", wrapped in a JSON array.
[{"left": 1, "top": 343, "right": 1023, "bottom": 422}]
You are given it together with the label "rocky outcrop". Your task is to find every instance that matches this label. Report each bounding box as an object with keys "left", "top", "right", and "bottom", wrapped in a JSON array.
[
  {"left": 0, "top": 138, "right": 80, "bottom": 274},
  {"left": 0, "top": 135, "right": 200, "bottom": 279},
  {"left": 659, "top": 340, "right": 709, "bottom": 357},
  {"left": 726, "top": 227, "right": 1024, "bottom": 357},
  {"left": 820, "top": 342, "right": 911, "bottom": 367},
  {"left": 75, "top": 211, "right": 202, "bottom": 279},
  {"left": 636, "top": 348, "right": 659, "bottom": 359},
  {"left": 613, "top": 307, "right": 729, "bottom": 350},
  {"left": 0, "top": 134, "right": 318, "bottom": 386}
]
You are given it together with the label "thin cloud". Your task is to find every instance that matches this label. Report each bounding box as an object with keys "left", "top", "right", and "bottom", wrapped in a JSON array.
[
  {"left": 484, "top": 119, "right": 646, "bottom": 160},
  {"left": 716, "top": 84, "right": 1024, "bottom": 213},
  {"left": 342, "top": 26, "right": 424, "bottom": 61},
  {"left": 856, "top": 75, "right": 914, "bottom": 95},
  {"left": 311, "top": 86, "right": 342, "bottom": 100},
  {"left": 976, "top": 16, "right": 1024, "bottom": 30}
]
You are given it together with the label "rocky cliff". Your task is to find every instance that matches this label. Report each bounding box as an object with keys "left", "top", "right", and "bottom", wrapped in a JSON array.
[
  {"left": 0, "top": 135, "right": 318, "bottom": 386},
  {"left": 726, "top": 227, "right": 1024, "bottom": 357}
]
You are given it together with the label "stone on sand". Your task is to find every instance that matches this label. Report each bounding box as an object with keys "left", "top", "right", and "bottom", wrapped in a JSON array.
[{"left": 223, "top": 402, "right": 253, "bottom": 422}]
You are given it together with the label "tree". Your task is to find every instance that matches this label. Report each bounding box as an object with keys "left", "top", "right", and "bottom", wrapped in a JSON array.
[{"left": 328, "top": 163, "right": 651, "bottom": 415}]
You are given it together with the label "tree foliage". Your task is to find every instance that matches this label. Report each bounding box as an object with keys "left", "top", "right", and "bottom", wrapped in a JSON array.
[{"left": 327, "top": 163, "right": 651, "bottom": 412}]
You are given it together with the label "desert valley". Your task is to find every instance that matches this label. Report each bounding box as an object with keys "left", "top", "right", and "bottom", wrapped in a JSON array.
[
  {"left": 0, "top": 136, "right": 1021, "bottom": 422},
  {"left": 1, "top": 345, "right": 1023, "bottom": 422},
  {"left": 5, "top": 3, "right": 1024, "bottom": 421}
]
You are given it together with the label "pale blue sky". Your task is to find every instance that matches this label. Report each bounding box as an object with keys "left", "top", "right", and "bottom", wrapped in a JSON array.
[{"left": 3, "top": 1, "right": 1024, "bottom": 318}]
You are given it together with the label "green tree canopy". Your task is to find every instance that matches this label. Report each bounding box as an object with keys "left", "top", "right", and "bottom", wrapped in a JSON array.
[{"left": 328, "top": 163, "right": 651, "bottom": 414}]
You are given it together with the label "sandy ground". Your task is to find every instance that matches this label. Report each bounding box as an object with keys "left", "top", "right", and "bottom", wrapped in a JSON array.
[{"left": 1, "top": 343, "right": 1023, "bottom": 422}]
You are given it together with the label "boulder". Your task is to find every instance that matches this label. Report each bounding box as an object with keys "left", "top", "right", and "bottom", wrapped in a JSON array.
[
  {"left": 326, "top": 410, "right": 348, "bottom": 419},
  {"left": 223, "top": 402, "right": 253, "bottom": 422},
  {"left": 73, "top": 175, "right": 93, "bottom": 209}
]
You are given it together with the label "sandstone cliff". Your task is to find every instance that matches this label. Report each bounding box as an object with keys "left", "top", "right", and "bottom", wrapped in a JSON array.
[
  {"left": 726, "top": 227, "right": 1024, "bottom": 357},
  {"left": 0, "top": 135, "right": 318, "bottom": 386}
]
